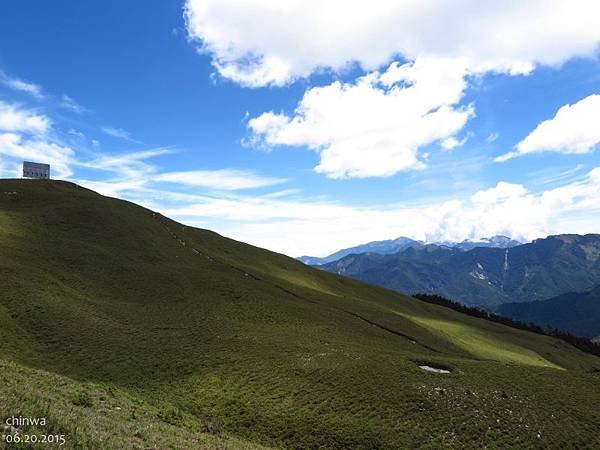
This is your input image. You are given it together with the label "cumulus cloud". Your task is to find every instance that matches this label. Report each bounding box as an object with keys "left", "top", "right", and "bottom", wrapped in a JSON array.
[
  {"left": 249, "top": 58, "right": 473, "bottom": 178},
  {"left": 186, "top": 1, "right": 600, "bottom": 179},
  {"left": 497, "top": 94, "right": 600, "bottom": 161},
  {"left": 184, "top": 0, "right": 600, "bottom": 87},
  {"left": 156, "top": 169, "right": 287, "bottom": 190},
  {"left": 0, "top": 101, "right": 50, "bottom": 134}
]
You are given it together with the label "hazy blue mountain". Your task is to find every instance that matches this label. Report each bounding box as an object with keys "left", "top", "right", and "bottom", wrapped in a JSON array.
[
  {"left": 450, "top": 235, "right": 523, "bottom": 251},
  {"left": 298, "top": 236, "right": 422, "bottom": 265},
  {"left": 495, "top": 285, "right": 600, "bottom": 338},
  {"left": 299, "top": 235, "right": 522, "bottom": 266},
  {"left": 320, "top": 234, "right": 600, "bottom": 306}
]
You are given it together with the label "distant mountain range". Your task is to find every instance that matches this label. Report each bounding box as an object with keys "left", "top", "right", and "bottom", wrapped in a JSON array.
[
  {"left": 495, "top": 285, "right": 600, "bottom": 338},
  {"left": 298, "top": 235, "right": 522, "bottom": 265},
  {"left": 298, "top": 236, "right": 422, "bottom": 265},
  {"left": 319, "top": 234, "right": 600, "bottom": 306}
]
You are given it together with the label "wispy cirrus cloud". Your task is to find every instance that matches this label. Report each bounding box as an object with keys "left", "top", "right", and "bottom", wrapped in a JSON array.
[
  {"left": 60, "top": 95, "right": 87, "bottom": 114},
  {"left": 486, "top": 133, "right": 499, "bottom": 143},
  {"left": 0, "top": 70, "right": 44, "bottom": 99},
  {"left": 155, "top": 169, "right": 287, "bottom": 190},
  {"left": 0, "top": 97, "right": 155, "bottom": 180},
  {"left": 101, "top": 126, "right": 141, "bottom": 144},
  {"left": 79, "top": 148, "right": 171, "bottom": 177}
]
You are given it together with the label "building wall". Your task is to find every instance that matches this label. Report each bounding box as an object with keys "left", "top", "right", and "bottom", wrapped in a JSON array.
[{"left": 23, "top": 162, "right": 50, "bottom": 179}]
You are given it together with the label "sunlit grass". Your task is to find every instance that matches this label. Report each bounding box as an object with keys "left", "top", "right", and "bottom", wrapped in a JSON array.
[{"left": 397, "top": 312, "right": 563, "bottom": 369}]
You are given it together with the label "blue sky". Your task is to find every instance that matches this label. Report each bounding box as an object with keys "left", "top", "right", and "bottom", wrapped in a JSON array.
[{"left": 1, "top": 1, "right": 600, "bottom": 256}]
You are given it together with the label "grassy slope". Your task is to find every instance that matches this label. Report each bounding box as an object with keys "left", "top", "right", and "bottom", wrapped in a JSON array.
[
  {"left": 0, "top": 359, "right": 270, "bottom": 450},
  {"left": 1, "top": 180, "right": 599, "bottom": 449}
]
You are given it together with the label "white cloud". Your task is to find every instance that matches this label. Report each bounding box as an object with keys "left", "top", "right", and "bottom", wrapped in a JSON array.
[
  {"left": 0, "top": 101, "right": 50, "bottom": 134},
  {"left": 0, "top": 132, "right": 74, "bottom": 177},
  {"left": 69, "top": 149, "right": 176, "bottom": 198},
  {"left": 187, "top": 1, "right": 600, "bottom": 180},
  {"left": 148, "top": 167, "right": 600, "bottom": 257},
  {"left": 101, "top": 126, "right": 141, "bottom": 144},
  {"left": 441, "top": 134, "right": 469, "bottom": 151},
  {"left": 0, "top": 101, "right": 73, "bottom": 177},
  {"left": 471, "top": 182, "right": 529, "bottom": 204},
  {"left": 441, "top": 138, "right": 461, "bottom": 151},
  {"left": 0, "top": 97, "right": 164, "bottom": 182},
  {"left": 497, "top": 94, "right": 600, "bottom": 162},
  {"left": 72, "top": 178, "right": 150, "bottom": 198},
  {"left": 73, "top": 152, "right": 286, "bottom": 200},
  {"left": 155, "top": 169, "right": 287, "bottom": 190},
  {"left": 249, "top": 58, "right": 473, "bottom": 178},
  {"left": 184, "top": 0, "right": 600, "bottom": 87},
  {"left": 60, "top": 95, "right": 87, "bottom": 114},
  {"left": 486, "top": 133, "right": 499, "bottom": 143},
  {"left": 80, "top": 148, "right": 170, "bottom": 178},
  {"left": 67, "top": 129, "right": 85, "bottom": 139},
  {"left": 0, "top": 71, "right": 44, "bottom": 99}
]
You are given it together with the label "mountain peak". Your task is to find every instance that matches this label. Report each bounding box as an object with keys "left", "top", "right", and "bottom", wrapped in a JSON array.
[{"left": 298, "top": 236, "right": 422, "bottom": 265}]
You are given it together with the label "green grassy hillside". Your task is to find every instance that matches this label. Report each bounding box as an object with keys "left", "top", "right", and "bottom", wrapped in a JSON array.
[{"left": 1, "top": 180, "right": 600, "bottom": 449}]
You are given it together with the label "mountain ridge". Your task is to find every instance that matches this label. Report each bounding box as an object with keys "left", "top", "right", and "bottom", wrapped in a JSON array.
[
  {"left": 298, "top": 236, "right": 422, "bottom": 265},
  {"left": 320, "top": 234, "right": 600, "bottom": 306},
  {"left": 299, "top": 235, "right": 523, "bottom": 266}
]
